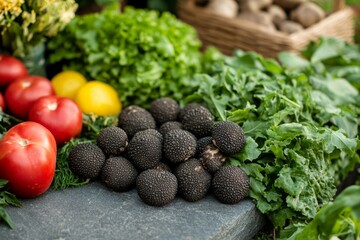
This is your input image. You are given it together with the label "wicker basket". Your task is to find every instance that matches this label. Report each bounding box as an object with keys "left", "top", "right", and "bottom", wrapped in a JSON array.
[{"left": 178, "top": 0, "right": 355, "bottom": 58}]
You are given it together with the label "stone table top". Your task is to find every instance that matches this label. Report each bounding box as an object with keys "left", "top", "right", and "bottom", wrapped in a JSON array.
[{"left": 0, "top": 182, "right": 266, "bottom": 240}]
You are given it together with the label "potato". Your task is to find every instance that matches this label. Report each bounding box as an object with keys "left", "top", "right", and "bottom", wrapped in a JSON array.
[
  {"left": 206, "top": 0, "right": 239, "bottom": 18},
  {"left": 278, "top": 20, "right": 304, "bottom": 34},
  {"left": 237, "top": 11, "right": 276, "bottom": 30},
  {"left": 273, "top": 0, "right": 307, "bottom": 10},
  {"left": 290, "top": 2, "right": 325, "bottom": 28},
  {"left": 267, "top": 4, "right": 287, "bottom": 26},
  {"left": 238, "top": 0, "right": 273, "bottom": 12}
]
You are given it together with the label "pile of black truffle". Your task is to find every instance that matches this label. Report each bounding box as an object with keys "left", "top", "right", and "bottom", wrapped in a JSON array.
[{"left": 67, "top": 97, "right": 250, "bottom": 207}]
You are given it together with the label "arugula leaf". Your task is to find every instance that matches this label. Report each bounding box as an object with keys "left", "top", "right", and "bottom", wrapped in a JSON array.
[{"left": 186, "top": 47, "right": 360, "bottom": 231}]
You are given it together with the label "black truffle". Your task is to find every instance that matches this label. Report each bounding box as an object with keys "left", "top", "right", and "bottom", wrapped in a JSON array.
[
  {"left": 128, "top": 130, "right": 163, "bottom": 170},
  {"left": 96, "top": 126, "right": 128, "bottom": 157},
  {"left": 149, "top": 97, "right": 180, "bottom": 125},
  {"left": 158, "top": 121, "right": 183, "bottom": 137},
  {"left": 212, "top": 166, "right": 250, "bottom": 204},
  {"left": 195, "top": 136, "right": 213, "bottom": 158},
  {"left": 163, "top": 129, "right": 197, "bottom": 164},
  {"left": 100, "top": 156, "right": 138, "bottom": 192},
  {"left": 212, "top": 121, "right": 246, "bottom": 155},
  {"left": 68, "top": 143, "right": 106, "bottom": 179},
  {"left": 118, "top": 105, "right": 156, "bottom": 138},
  {"left": 181, "top": 105, "right": 214, "bottom": 138},
  {"left": 175, "top": 158, "right": 212, "bottom": 202},
  {"left": 136, "top": 169, "right": 178, "bottom": 207},
  {"left": 200, "top": 143, "right": 227, "bottom": 174}
]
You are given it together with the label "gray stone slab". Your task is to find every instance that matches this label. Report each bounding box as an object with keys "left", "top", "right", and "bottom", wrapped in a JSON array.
[{"left": 0, "top": 182, "right": 266, "bottom": 240}]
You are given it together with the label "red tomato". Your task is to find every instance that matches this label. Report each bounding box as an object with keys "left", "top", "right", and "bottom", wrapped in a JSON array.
[
  {"left": 0, "top": 54, "right": 28, "bottom": 88},
  {"left": 0, "top": 92, "right": 4, "bottom": 111},
  {"left": 5, "top": 76, "right": 55, "bottom": 119},
  {"left": 28, "top": 96, "right": 83, "bottom": 145},
  {"left": 0, "top": 121, "right": 57, "bottom": 198}
]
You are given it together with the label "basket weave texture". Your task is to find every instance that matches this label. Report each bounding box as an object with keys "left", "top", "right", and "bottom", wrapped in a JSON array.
[{"left": 178, "top": 0, "right": 355, "bottom": 58}]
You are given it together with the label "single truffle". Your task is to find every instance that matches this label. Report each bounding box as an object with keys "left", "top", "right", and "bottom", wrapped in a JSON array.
[
  {"left": 96, "top": 126, "right": 128, "bottom": 157},
  {"left": 181, "top": 105, "right": 214, "bottom": 138},
  {"left": 163, "top": 129, "right": 197, "bottom": 164},
  {"left": 68, "top": 143, "right": 106, "bottom": 179},
  {"left": 158, "top": 121, "right": 183, "bottom": 137},
  {"left": 136, "top": 169, "right": 178, "bottom": 207},
  {"left": 212, "top": 166, "right": 250, "bottom": 204},
  {"left": 100, "top": 156, "right": 138, "bottom": 192},
  {"left": 200, "top": 143, "right": 227, "bottom": 174},
  {"left": 128, "top": 130, "right": 163, "bottom": 170},
  {"left": 118, "top": 105, "right": 156, "bottom": 138},
  {"left": 212, "top": 121, "right": 246, "bottom": 155},
  {"left": 175, "top": 158, "right": 212, "bottom": 202},
  {"left": 178, "top": 103, "right": 204, "bottom": 122},
  {"left": 150, "top": 97, "right": 180, "bottom": 126},
  {"left": 141, "top": 128, "right": 163, "bottom": 141}
]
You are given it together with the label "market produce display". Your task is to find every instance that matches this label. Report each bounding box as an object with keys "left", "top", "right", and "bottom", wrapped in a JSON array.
[
  {"left": 66, "top": 98, "right": 249, "bottom": 207},
  {"left": 0, "top": 3, "right": 359, "bottom": 239}
]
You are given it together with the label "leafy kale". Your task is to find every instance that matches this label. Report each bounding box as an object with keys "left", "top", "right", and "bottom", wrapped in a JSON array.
[
  {"left": 186, "top": 47, "right": 360, "bottom": 232},
  {"left": 280, "top": 185, "right": 360, "bottom": 239},
  {"left": 48, "top": 6, "right": 202, "bottom": 108}
]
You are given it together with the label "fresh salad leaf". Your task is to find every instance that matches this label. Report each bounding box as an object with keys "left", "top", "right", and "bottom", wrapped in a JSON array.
[
  {"left": 280, "top": 185, "right": 360, "bottom": 240},
  {"left": 186, "top": 47, "right": 360, "bottom": 233},
  {"left": 48, "top": 6, "right": 202, "bottom": 108},
  {"left": 0, "top": 180, "right": 22, "bottom": 229}
]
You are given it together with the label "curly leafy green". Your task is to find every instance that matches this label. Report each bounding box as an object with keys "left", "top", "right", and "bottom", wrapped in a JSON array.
[
  {"left": 48, "top": 6, "right": 202, "bottom": 107},
  {"left": 187, "top": 47, "right": 360, "bottom": 231},
  {"left": 280, "top": 185, "right": 360, "bottom": 240}
]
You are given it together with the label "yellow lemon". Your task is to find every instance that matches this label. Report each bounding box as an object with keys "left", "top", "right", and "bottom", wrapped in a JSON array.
[
  {"left": 51, "top": 70, "right": 87, "bottom": 100},
  {"left": 75, "top": 81, "right": 122, "bottom": 116}
]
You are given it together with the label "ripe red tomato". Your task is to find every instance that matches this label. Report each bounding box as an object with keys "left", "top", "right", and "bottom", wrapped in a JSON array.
[
  {"left": 28, "top": 96, "right": 83, "bottom": 145},
  {"left": 0, "top": 121, "right": 57, "bottom": 198},
  {"left": 0, "top": 92, "right": 4, "bottom": 111},
  {"left": 0, "top": 54, "right": 28, "bottom": 88},
  {"left": 5, "top": 76, "right": 55, "bottom": 119}
]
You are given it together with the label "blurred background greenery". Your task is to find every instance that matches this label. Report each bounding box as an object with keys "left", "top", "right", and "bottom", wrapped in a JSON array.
[{"left": 74, "top": 0, "right": 360, "bottom": 43}]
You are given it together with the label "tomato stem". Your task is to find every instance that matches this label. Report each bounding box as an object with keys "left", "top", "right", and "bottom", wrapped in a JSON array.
[{"left": 18, "top": 139, "right": 29, "bottom": 147}]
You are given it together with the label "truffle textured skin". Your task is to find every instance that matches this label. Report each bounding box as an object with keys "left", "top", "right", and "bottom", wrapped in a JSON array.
[
  {"left": 200, "top": 143, "right": 226, "bottom": 174},
  {"left": 195, "top": 136, "right": 213, "bottom": 158},
  {"left": 96, "top": 126, "right": 128, "bottom": 157},
  {"left": 128, "top": 130, "right": 163, "bottom": 170},
  {"left": 175, "top": 158, "right": 212, "bottom": 202},
  {"left": 178, "top": 103, "right": 204, "bottom": 122},
  {"left": 163, "top": 129, "right": 197, "bottom": 164},
  {"left": 212, "top": 121, "right": 246, "bottom": 155},
  {"left": 212, "top": 166, "right": 250, "bottom": 204},
  {"left": 136, "top": 169, "right": 178, "bottom": 207},
  {"left": 118, "top": 105, "right": 156, "bottom": 138},
  {"left": 159, "top": 121, "right": 183, "bottom": 137},
  {"left": 100, "top": 156, "right": 138, "bottom": 192},
  {"left": 68, "top": 143, "right": 106, "bottom": 179},
  {"left": 150, "top": 97, "right": 180, "bottom": 126},
  {"left": 182, "top": 105, "right": 214, "bottom": 138}
]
